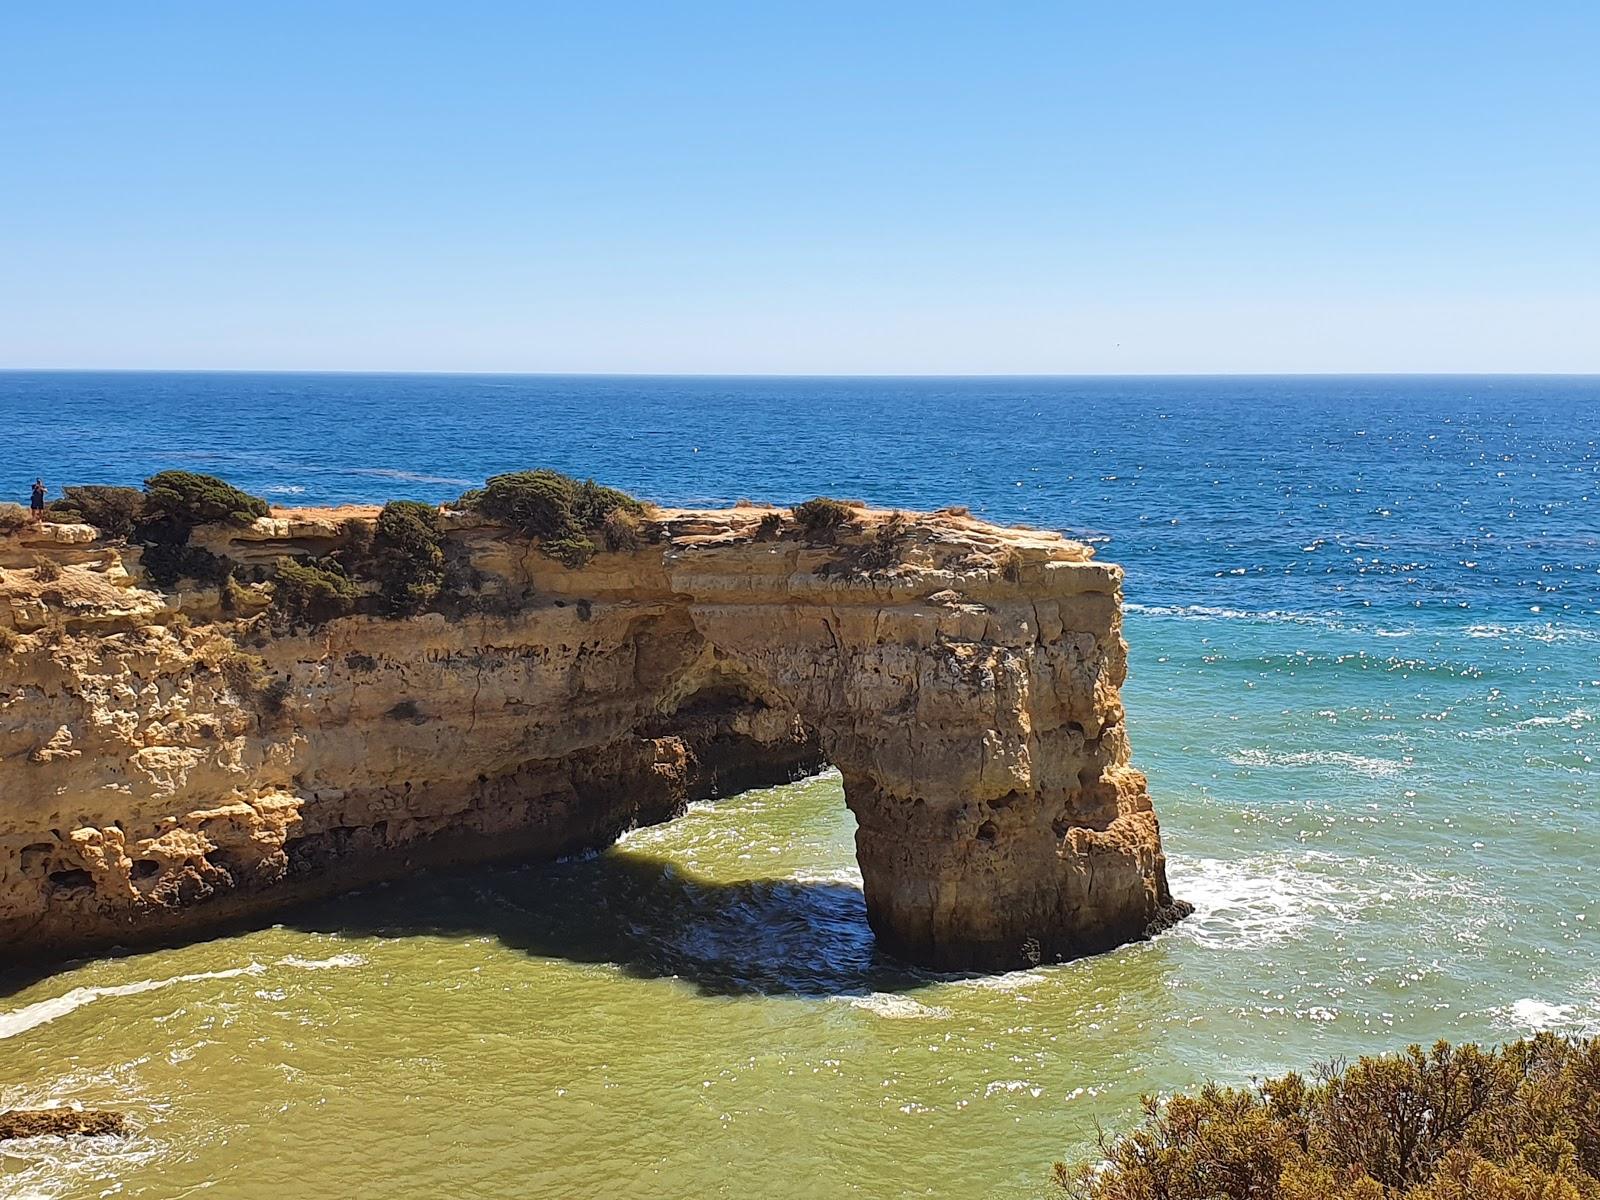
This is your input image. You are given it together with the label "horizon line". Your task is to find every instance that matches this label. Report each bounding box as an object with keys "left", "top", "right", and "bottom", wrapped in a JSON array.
[{"left": 4, "top": 367, "right": 1600, "bottom": 381}]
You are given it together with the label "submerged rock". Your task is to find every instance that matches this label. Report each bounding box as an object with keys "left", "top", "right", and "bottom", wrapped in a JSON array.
[{"left": 0, "top": 1109, "right": 128, "bottom": 1140}]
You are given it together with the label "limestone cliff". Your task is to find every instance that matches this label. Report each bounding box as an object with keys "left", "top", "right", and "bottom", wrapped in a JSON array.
[{"left": 0, "top": 502, "right": 1187, "bottom": 971}]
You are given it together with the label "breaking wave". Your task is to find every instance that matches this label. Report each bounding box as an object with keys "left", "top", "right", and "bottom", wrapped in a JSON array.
[
  {"left": 0, "top": 954, "right": 366, "bottom": 1041},
  {"left": 1226, "top": 748, "right": 1406, "bottom": 779}
]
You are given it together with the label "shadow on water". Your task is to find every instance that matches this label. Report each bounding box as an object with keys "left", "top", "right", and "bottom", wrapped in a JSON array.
[{"left": 282, "top": 846, "right": 944, "bottom": 999}]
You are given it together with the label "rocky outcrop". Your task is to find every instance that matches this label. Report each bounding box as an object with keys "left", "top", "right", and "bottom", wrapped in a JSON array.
[
  {"left": 0, "top": 503, "right": 1187, "bottom": 971},
  {"left": 0, "top": 1109, "right": 128, "bottom": 1139}
]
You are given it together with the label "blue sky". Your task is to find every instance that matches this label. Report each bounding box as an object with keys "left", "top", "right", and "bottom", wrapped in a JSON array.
[{"left": 3, "top": 2, "right": 1597, "bottom": 373}]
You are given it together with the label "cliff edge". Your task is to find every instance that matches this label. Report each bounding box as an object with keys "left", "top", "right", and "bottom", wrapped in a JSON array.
[{"left": 0, "top": 498, "right": 1188, "bottom": 970}]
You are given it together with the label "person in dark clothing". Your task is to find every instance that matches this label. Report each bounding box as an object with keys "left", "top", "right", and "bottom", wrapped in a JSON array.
[{"left": 29, "top": 479, "right": 46, "bottom": 524}]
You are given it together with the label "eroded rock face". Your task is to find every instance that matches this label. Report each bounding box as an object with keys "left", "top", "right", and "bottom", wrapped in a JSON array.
[{"left": 0, "top": 506, "right": 1187, "bottom": 970}]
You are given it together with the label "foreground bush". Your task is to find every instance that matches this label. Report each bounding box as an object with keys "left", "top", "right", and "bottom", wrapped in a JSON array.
[
  {"left": 142, "top": 471, "right": 269, "bottom": 529},
  {"left": 48, "top": 485, "right": 145, "bottom": 537},
  {"left": 1056, "top": 1033, "right": 1600, "bottom": 1200},
  {"left": 464, "top": 470, "right": 645, "bottom": 567}
]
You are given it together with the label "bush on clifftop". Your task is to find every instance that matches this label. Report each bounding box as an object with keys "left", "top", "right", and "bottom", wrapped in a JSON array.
[
  {"left": 48, "top": 485, "right": 146, "bottom": 538},
  {"left": 1054, "top": 1032, "right": 1600, "bottom": 1200},
  {"left": 369, "top": 500, "right": 445, "bottom": 615},
  {"left": 792, "top": 496, "right": 857, "bottom": 543},
  {"left": 142, "top": 471, "right": 269, "bottom": 529},
  {"left": 463, "top": 470, "right": 645, "bottom": 568},
  {"left": 131, "top": 473, "right": 268, "bottom": 590}
]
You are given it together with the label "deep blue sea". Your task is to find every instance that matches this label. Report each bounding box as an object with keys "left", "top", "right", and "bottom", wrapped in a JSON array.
[
  {"left": 2, "top": 373, "right": 1598, "bottom": 1199},
  {"left": 5, "top": 372, "right": 1598, "bottom": 624}
]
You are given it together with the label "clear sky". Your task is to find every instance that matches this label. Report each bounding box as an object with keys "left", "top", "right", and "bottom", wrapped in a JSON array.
[{"left": 4, "top": 2, "right": 1598, "bottom": 374}]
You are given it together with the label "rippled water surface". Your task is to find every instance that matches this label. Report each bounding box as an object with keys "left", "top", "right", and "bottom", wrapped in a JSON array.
[{"left": 1, "top": 374, "right": 1597, "bottom": 1198}]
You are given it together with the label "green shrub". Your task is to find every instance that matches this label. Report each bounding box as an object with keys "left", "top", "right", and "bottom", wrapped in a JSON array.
[
  {"left": 464, "top": 470, "right": 644, "bottom": 567},
  {"left": 370, "top": 500, "right": 445, "bottom": 615},
  {"left": 48, "top": 485, "right": 145, "bottom": 538},
  {"left": 270, "top": 557, "right": 358, "bottom": 624},
  {"left": 471, "top": 470, "right": 580, "bottom": 539},
  {"left": 572, "top": 477, "right": 645, "bottom": 529},
  {"left": 1054, "top": 1033, "right": 1600, "bottom": 1200},
  {"left": 543, "top": 534, "right": 596, "bottom": 569},
  {"left": 124, "top": 472, "right": 264, "bottom": 591},
  {"left": 142, "top": 471, "right": 269, "bottom": 528},
  {"left": 0, "top": 503, "right": 31, "bottom": 535},
  {"left": 31, "top": 555, "right": 62, "bottom": 583},
  {"left": 337, "top": 517, "right": 374, "bottom": 572},
  {"left": 792, "top": 497, "right": 856, "bottom": 543}
]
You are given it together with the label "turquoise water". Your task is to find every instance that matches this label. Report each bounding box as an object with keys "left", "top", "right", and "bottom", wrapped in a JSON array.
[{"left": 1, "top": 374, "right": 1596, "bottom": 1197}]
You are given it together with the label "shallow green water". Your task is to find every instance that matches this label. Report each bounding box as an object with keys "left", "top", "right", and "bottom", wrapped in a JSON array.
[{"left": 4, "top": 608, "right": 1596, "bottom": 1200}]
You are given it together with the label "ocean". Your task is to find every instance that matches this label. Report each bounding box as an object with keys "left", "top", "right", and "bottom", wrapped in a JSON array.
[{"left": 1, "top": 372, "right": 1596, "bottom": 1199}]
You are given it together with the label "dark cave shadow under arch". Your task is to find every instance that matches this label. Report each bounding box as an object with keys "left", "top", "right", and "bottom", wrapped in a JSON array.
[{"left": 279, "top": 846, "right": 949, "bottom": 999}]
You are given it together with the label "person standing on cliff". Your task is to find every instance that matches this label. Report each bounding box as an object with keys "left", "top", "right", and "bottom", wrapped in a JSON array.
[{"left": 29, "top": 479, "right": 46, "bottom": 524}]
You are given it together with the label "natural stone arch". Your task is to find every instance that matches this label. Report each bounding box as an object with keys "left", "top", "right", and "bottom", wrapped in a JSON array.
[
  {"left": 665, "top": 540, "right": 1188, "bottom": 972},
  {"left": 0, "top": 504, "right": 1186, "bottom": 972}
]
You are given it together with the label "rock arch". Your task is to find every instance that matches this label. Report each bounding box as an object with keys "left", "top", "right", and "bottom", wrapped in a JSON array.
[
  {"left": 0, "top": 506, "right": 1187, "bottom": 971},
  {"left": 663, "top": 529, "right": 1189, "bottom": 971}
]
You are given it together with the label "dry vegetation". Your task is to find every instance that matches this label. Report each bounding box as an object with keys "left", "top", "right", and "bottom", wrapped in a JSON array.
[
  {"left": 1056, "top": 1034, "right": 1600, "bottom": 1200},
  {"left": 0, "top": 503, "right": 32, "bottom": 535},
  {"left": 791, "top": 496, "right": 857, "bottom": 543}
]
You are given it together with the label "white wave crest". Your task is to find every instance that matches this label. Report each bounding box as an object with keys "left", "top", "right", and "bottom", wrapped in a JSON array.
[
  {"left": 1126, "top": 603, "right": 1345, "bottom": 629},
  {"left": 0, "top": 953, "right": 366, "bottom": 1041},
  {"left": 276, "top": 953, "right": 366, "bottom": 970},
  {"left": 1516, "top": 708, "right": 1593, "bottom": 730},
  {"left": 1465, "top": 622, "right": 1600, "bottom": 645},
  {"left": 1127, "top": 605, "right": 1596, "bottom": 647},
  {"left": 1166, "top": 855, "right": 1351, "bottom": 949},
  {"left": 1168, "top": 850, "right": 1502, "bottom": 953},
  {"left": 1227, "top": 748, "right": 1405, "bottom": 779},
  {"left": 0, "top": 964, "right": 267, "bottom": 1041},
  {"left": 983, "top": 1078, "right": 1044, "bottom": 1099},
  {"left": 949, "top": 969, "right": 1049, "bottom": 993},
  {"left": 840, "top": 992, "right": 952, "bottom": 1020},
  {"left": 1491, "top": 996, "right": 1600, "bottom": 1036},
  {"left": 793, "top": 865, "right": 865, "bottom": 887}
]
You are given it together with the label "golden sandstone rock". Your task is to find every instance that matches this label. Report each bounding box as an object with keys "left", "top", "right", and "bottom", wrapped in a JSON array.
[{"left": 0, "top": 504, "right": 1187, "bottom": 971}]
